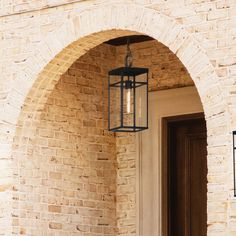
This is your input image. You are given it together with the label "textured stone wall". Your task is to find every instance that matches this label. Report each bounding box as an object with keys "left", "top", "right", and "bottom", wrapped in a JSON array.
[{"left": 0, "top": 1, "right": 235, "bottom": 235}]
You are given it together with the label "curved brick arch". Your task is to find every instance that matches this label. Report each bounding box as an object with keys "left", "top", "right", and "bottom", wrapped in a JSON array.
[
  {"left": 16, "top": 4, "right": 224, "bottom": 123},
  {"left": 7, "top": 3, "right": 230, "bottom": 236}
]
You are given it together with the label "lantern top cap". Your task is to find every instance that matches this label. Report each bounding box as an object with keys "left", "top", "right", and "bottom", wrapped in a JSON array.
[{"left": 108, "top": 67, "right": 148, "bottom": 76}]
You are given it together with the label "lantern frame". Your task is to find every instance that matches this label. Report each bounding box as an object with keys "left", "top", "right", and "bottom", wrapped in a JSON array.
[
  {"left": 233, "top": 131, "right": 236, "bottom": 196},
  {"left": 108, "top": 66, "right": 149, "bottom": 132}
]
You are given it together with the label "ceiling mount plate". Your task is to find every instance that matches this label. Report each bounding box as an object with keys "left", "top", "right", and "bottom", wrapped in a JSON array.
[{"left": 105, "top": 35, "right": 154, "bottom": 46}]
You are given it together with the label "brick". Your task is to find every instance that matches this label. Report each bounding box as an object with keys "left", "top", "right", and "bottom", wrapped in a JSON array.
[
  {"left": 49, "top": 172, "right": 62, "bottom": 180},
  {"left": 0, "top": 2, "right": 234, "bottom": 236},
  {"left": 49, "top": 222, "right": 62, "bottom": 229},
  {"left": 48, "top": 205, "right": 61, "bottom": 213}
]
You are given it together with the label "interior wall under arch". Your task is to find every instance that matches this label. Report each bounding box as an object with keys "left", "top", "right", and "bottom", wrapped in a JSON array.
[
  {"left": 12, "top": 38, "right": 196, "bottom": 236},
  {"left": 12, "top": 44, "right": 117, "bottom": 236}
]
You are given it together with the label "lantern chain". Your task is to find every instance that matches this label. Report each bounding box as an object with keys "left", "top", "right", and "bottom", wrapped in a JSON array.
[{"left": 125, "top": 38, "right": 133, "bottom": 68}]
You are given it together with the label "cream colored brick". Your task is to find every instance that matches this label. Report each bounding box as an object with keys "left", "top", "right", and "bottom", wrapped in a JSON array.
[
  {"left": 0, "top": 1, "right": 234, "bottom": 236},
  {"left": 48, "top": 205, "right": 61, "bottom": 213},
  {"left": 49, "top": 222, "right": 62, "bottom": 229},
  {"left": 207, "top": 8, "right": 228, "bottom": 20}
]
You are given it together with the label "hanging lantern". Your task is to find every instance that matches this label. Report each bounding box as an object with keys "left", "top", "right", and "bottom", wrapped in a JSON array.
[{"left": 108, "top": 38, "right": 148, "bottom": 132}]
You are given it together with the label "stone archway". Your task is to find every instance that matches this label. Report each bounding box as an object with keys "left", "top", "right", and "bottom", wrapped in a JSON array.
[{"left": 2, "top": 4, "right": 229, "bottom": 235}]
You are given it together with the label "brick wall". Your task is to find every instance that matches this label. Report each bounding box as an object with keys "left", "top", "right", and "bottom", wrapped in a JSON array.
[
  {"left": 116, "top": 40, "right": 193, "bottom": 91},
  {"left": 1, "top": 1, "right": 235, "bottom": 235},
  {"left": 115, "top": 40, "right": 193, "bottom": 236},
  {"left": 12, "top": 44, "right": 117, "bottom": 236},
  {"left": 116, "top": 132, "right": 136, "bottom": 236},
  {"left": 12, "top": 39, "right": 193, "bottom": 235}
]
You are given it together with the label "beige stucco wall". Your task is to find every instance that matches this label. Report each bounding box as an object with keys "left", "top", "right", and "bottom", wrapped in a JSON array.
[{"left": 0, "top": 0, "right": 235, "bottom": 235}]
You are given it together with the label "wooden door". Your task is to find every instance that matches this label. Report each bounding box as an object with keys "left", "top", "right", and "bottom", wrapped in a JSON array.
[{"left": 167, "top": 115, "right": 207, "bottom": 236}]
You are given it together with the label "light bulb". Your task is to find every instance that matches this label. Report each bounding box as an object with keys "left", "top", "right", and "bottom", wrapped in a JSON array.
[
  {"left": 127, "top": 89, "right": 131, "bottom": 114},
  {"left": 139, "top": 97, "right": 142, "bottom": 118}
]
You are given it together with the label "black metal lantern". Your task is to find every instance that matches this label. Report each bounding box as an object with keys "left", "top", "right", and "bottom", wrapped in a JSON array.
[
  {"left": 233, "top": 131, "right": 236, "bottom": 196},
  {"left": 108, "top": 39, "right": 148, "bottom": 132}
]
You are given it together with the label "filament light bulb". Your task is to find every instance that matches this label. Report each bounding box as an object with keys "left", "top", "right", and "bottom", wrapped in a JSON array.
[{"left": 127, "top": 89, "right": 131, "bottom": 114}]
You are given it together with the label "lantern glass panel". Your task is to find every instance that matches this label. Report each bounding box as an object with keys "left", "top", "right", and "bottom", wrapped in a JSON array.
[
  {"left": 109, "top": 75, "right": 121, "bottom": 130},
  {"left": 108, "top": 67, "right": 148, "bottom": 132},
  {"left": 135, "top": 73, "right": 148, "bottom": 128}
]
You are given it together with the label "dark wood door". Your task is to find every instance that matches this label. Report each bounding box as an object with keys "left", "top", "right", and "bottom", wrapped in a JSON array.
[{"left": 167, "top": 116, "right": 207, "bottom": 236}]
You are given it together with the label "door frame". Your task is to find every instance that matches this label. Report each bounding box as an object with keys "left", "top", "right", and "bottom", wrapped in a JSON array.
[
  {"left": 136, "top": 86, "right": 205, "bottom": 236},
  {"left": 161, "top": 113, "right": 205, "bottom": 236},
  {"left": 135, "top": 86, "right": 206, "bottom": 236}
]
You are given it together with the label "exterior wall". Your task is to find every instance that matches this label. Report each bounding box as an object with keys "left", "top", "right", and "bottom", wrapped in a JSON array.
[
  {"left": 0, "top": 1, "right": 235, "bottom": 236},
  {"left": 12, "top": 44, "right": 117, "bottom": 236}
]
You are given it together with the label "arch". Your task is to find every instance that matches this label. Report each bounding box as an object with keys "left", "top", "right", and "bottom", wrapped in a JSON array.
[
  {"left": 11, "top": 4, "right": 224, "bottom": 126},
  {"left": 5, "top": 3, "right": 229, "bottom": 235}
]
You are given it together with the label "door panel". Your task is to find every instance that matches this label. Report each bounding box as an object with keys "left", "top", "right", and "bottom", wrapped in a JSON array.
[{"left": 168, "top": 117, "right": 207, "bottom": 236}]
